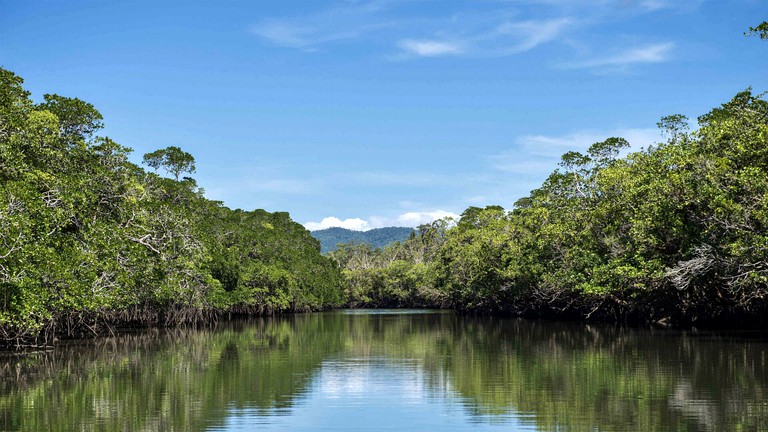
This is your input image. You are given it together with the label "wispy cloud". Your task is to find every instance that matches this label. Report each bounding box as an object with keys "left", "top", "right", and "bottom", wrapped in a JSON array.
[
  {"left": 251, "top": 1, "right": 394, "bottom": 50},
  {"left": 249, "top": 1, "right": 693, "bottom": 63},
  {"left": 491, "top": 127, "right": 661, "bottom": 174},
  {"left": 250, "top": 3, "right": 577, "bottom": 59},
  {"left": 398, "top": 39, "right": 464, "bottom": 57},
  {"left": 637, "top": 0, "right": 706, "bottom": 13},
  {"left": 397, "top": 210, "right": 460, "bottom": 226},
  {"left": 499, "top": 0, "right": 702, "bottom": 13},
  {"left": 463, "top": 127, "right": 662, "bottom": 207},
  {"left": 561, "top": 42, "right": 675, "bottom": 71},
  {"left": 251, "top": 21, "right": 353, "bottom": 49},
  {"left": 490, "top": 17, "right": 573, "bottom": 54},
  {"left": 638, "top": 0, "right": 669, "bottom": 11},
  {"left": 392, "top": 17, "right": 574, "bottom": 59}
]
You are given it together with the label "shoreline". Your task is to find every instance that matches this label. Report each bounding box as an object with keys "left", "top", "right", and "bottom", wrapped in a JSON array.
[{"left": 5, "top": 301, "right": 768, "bottom": 351}]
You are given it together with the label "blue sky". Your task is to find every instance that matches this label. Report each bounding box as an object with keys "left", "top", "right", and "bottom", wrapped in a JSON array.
[{"left": 1, "top": 0, "right": 766, "bottom": 230}]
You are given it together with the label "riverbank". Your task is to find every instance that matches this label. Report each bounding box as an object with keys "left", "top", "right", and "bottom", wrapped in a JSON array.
[
  {"left": 4, "top": 72, "right": 768, "bottom": 348},
  {"left": 0, "top": 68, "right": 345, "bottom": 349},
  {"left": 8, "top": 293, "right": 768, "bottom": 350},
  {"left": 330, "top": 90, "right": 768, "bottom": 331}
]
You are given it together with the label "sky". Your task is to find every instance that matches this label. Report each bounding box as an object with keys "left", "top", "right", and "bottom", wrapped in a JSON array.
[{"left": 1, "top": 0, "right": 766, "bottom": 230}]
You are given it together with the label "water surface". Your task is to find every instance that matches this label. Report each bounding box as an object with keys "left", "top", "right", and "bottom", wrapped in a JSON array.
[{"left": 1, "top": 310, "right": 767, "bottom": 431}]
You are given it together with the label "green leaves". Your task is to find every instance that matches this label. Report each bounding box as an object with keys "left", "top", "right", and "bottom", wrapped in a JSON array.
[
  {"left": 0, "top": 68, "right": 344, "bottom": 344},
  {"left": 142, "top": 146, "right": 196, "bottom": 181},
  {"left": 37, "top": 94, "right": 103, "bottom": 141},
  {"left": 335, "top": 89, "right": 768, "bottom": 326},
  {"left": 745, "top": 21, "right": 768, "bottom": 40}
]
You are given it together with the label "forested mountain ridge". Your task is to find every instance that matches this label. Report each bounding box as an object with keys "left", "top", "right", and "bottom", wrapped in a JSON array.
[
  {"left": 311, "top": 227, "right": 414, "bottom": 253},
  {"left": 0, "top": 68, "right": 343, "bottom": 347}
]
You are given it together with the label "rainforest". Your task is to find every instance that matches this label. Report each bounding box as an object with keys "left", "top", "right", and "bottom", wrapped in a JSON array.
[
  {"left": 0, "top": 68, "right": 346, "bottom": 347},
  {"left": 2, "top": 64, "right": 768, "bottom": 349}
]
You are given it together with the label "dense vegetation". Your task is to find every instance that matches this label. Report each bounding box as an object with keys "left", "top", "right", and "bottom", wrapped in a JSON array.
[
  {"left": 1, "top": 24, "right": 766, "bottom": 345},
  {"left": 328, "top": 26, "right": 768, "bottom": 327},
  {"left": 0, "top": 68, "right": 343, "bottom": 347},
  {"left": 328, "top": 220, "right": 451, "bottom": 308},
  {"left": 311, "top": 226, "right": 414, "bottom": 254},
  {"left": 332, "top": 89, "right": 768, "bottom": 327}
]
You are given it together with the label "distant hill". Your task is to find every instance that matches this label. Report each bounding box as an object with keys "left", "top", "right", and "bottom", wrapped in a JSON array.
[{"left": 311, "top": 227, "right": 414, "bottom": 254}]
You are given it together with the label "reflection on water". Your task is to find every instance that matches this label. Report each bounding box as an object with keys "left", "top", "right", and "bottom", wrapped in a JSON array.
[{"left": 1, "top": 311, "right": 767, "bottom": 431}]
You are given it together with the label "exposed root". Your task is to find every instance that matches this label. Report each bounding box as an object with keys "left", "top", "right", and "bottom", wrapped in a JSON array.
[{"left": 0, "top": 302, "right": 297, "bottom": 350}]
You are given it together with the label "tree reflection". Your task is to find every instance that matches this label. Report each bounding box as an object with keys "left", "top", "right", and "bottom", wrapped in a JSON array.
[{"left": 1, "top": 313, "right": 767, "bottom": 431}]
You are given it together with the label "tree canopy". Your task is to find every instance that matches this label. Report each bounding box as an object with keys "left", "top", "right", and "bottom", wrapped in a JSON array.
[
  {"left": 332, "top": 90, "right": 768, "bottom": 327},
  {"left": 0, "top": 68, "right": 342, "bottom": 347},
  {"left": 142, "top": 146, "right": 196, "bottom": 180}
]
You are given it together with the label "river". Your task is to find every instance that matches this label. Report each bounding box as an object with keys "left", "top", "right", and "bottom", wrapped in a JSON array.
[{"left": 1, "top": 310, "right": 767, "bottom": 431}]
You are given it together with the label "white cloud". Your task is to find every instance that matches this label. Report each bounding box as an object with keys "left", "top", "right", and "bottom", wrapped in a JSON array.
[
  {"left": 367, "top": 215, "right": 391, "bottom": 229},
  {"left": 304, "top": 217, "right": 370, "bottom": 231},
  {"left": 396, "top": 210, "right": 460, "bottom": 226},
  {"left": 362, "top": 210, "right": 461, "bottom": 229},
  {"left": 562, "top": 42, "right": 674, "bottom": 71},
  {"left": 304, "top": 210, "right": 460, "bottom": 231},
  {"left": 398, "top": 39, "right": 464, "bottom": 57}
]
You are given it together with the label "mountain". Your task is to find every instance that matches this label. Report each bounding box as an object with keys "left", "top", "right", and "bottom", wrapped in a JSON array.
[{"left": 311, "top": 227, "right": 415, "bottom": 254}]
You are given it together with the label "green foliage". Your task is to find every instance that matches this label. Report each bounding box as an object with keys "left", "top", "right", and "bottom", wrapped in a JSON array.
[
  {"left": 0, "top": 68, "right": 343, "bottom": 345},
  {"left": 338, "top": 91, "right": 768, "bottom": 326},
  {"left": 746, "top": 21, "right": 768, "bottom": 40},
  {"left": 330, "top": 220, "right": 452, "bottom": 308},
  {"left": 311, "top": 226, "right": 414, "bottom": 254},
  {"left": 4, "top": 61, "right": 768, "bottom": 334},
  {"left": 37, "top": 94, "right": 103, "bottom": 140},
  {"left": 142, "top": 146, "right": 196, "bottom": 180}
]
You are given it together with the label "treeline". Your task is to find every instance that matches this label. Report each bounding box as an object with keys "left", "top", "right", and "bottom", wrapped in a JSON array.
[
  {"left": 332, "top": 90, "right": 768, "bottom": 327},
  {"left": 311, "top": 226, "right": 414, "bottom": 254},
  {"left": 328, "top": 221, "right": 450, "bottom": 308},
  {"left": 0, "top": 69, "right": 343, "bottom": 347}
]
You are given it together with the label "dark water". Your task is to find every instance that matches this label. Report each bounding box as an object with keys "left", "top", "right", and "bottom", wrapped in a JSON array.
[{"left": 1, "top": 310, "right": 767, "bottom": 432}]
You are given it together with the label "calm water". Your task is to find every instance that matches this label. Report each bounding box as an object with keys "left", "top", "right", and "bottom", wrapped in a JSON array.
[{"left": 1, "top": 310, "right": 767, "bottom": 431}]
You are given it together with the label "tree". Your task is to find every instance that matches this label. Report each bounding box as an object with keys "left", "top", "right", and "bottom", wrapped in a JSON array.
[
  {"left": 0, "top": 67, "right": 345, "bottom": 346},
  {"left": 142, "top": 146, "right": 196, "bottom": 180},
  {"left": 37, "top": 94, "right": 103, "bottom": 140},
  {"left": 745, "top": 21, "right": 768, "bottom": 40}
]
